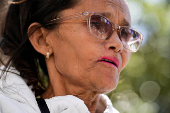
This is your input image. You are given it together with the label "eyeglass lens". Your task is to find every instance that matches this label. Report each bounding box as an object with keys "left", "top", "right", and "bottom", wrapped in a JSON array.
[{"left": 89, "top": 14, "right": 142, "bottom": 52}]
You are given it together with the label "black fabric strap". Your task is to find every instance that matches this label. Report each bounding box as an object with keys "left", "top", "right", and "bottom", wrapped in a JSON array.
[{"left": 36, "top": 98, "right": 50, "bottom": 113}]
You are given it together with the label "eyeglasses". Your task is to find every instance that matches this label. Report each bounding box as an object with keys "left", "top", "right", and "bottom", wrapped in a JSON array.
[{"left": 48, "top": 11, "right": 143, "bottom": 52}]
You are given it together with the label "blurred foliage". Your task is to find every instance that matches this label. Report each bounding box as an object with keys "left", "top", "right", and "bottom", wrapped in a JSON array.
[{"left": 108, "top": 0, "right": 170, "bottom": 113}]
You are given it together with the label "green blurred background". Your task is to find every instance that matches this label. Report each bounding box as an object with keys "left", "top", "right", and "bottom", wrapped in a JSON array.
[
  {"left": 108, "top": 0, "right": 170, "bottom": 113},
  {"left": 0, "top": 0, "right": 170, "bottom": 113}
]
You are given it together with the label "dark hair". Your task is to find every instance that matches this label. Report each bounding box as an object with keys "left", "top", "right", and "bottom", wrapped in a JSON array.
[
  {"left": 0, "top": 0, "right": 80, "bottom": 96},
  {"left": 0, "top": 0, "right": 8, "bottom": 35}
]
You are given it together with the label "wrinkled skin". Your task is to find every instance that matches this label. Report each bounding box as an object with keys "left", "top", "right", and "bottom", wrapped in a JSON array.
[{"left": 29, "top": 0, "right": 131, "bottom": 112}]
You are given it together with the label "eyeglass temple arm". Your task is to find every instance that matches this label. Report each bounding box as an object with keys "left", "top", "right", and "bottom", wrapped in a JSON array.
[{"left": 48, "top": 12, "right": 85, "bottom": 24}]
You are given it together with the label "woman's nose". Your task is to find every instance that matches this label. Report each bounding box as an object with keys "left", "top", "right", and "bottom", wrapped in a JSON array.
[{"left": 105, "top": 31, "right": 123, "bottom": 53}]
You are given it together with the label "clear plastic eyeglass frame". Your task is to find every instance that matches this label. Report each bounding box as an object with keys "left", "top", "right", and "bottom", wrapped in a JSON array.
[{"left": 47, "top": 11, "right": 143, "bottom": 52}]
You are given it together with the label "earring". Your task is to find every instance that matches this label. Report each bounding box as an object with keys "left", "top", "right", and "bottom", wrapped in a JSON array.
[{"left": 46, "top": 52, "right": 50, "bottom": 59}]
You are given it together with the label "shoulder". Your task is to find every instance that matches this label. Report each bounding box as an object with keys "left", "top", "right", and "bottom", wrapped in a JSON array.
[
  {"left": 0, "top": 66, "right": 41, "bottom": 113},
  {"left": 100, "top": 94, "right": 120, "bottom": 113},
  {"left": 0, "top": 93, "right": 36, "bottom": 113},
  {"left": 45, "top": 94, "right": 119, "bottom": 113},
  {"left": 45, "top": 95, "right": 90, "bottom": 113}
]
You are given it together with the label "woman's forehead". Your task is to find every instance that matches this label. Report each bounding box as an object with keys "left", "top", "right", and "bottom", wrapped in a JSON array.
[
  {"left": 81, "top": 0, "right": 129, "bottom": 10},
  {"left": 76, "top": 0, "right": 130, "bottom": 17},
  {"left": 61, "top": 0, "right": 130, "bottom": 24},
  {"left": 80, "top": 0, "right": 131, "bottom": 23}
]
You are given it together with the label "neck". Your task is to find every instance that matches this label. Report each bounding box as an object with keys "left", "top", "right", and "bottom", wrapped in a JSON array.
[
  {"left": 43, "top": 57, "right": 106, "bottom": 112},
  {"left": 42, "top": 80, "right": 101, "bottom": 112}
]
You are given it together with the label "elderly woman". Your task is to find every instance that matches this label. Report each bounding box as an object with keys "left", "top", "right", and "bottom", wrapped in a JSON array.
[{"left": 0, "top": 0, "right": 143, "bottom": 113}]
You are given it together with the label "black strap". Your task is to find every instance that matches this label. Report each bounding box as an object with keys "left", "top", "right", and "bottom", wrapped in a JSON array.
[{"left": 36, "top": 98, "right": 50, "bottom": 113}]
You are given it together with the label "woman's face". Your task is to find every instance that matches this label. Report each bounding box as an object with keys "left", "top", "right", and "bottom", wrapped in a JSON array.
[{"left": 48, "top": 0, "right": 131, "bottom": 93}]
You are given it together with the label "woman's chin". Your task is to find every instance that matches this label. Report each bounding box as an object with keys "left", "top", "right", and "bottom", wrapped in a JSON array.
[{"left": 95, "top": 78, "right": 119, "bottom": 93}]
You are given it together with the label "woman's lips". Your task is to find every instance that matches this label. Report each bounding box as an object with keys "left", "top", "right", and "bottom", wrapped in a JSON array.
[{"left": 98, "top": 56, "right": 119, "bottom": 68}]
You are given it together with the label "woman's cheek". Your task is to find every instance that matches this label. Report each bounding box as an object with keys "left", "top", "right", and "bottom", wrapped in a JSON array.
[{"left": 121, "top": 50, "right": 131, "bottom": 71}]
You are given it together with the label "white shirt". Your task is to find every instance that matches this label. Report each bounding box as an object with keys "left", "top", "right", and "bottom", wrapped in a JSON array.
[{"left": 0, "top": 66, "right": 119, "bottom": 113}]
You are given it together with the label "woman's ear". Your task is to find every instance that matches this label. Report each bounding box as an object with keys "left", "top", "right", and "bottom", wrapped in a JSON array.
[{"left": 28, "top": 23, "right": 53, "bottom": 56}]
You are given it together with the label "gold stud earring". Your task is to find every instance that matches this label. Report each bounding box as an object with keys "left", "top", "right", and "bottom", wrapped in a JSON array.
[{"left": 46, "top": 52, "right": 50, "bottom": 59}]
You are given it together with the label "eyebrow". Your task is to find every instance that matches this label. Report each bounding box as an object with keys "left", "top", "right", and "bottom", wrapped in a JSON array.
[
  {"left": 121, "top": 19, "right": 130, "bottom": 26},
  {"left": 100, "top": 12, "right": 130, "bottom": 26},
  {"left": 101, "top": 12, "right": 112, "bottom": 17}
]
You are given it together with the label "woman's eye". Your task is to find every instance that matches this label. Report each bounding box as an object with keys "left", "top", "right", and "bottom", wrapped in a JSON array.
[
  {"left": 91, "top": 21, "right": 101, "bottom": 29},
  {"left": 133, "top": 31, "right": 139, "bottom": 38},
  {"left": 121, "top": 29, "right": 132, "bottom": 41}
]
